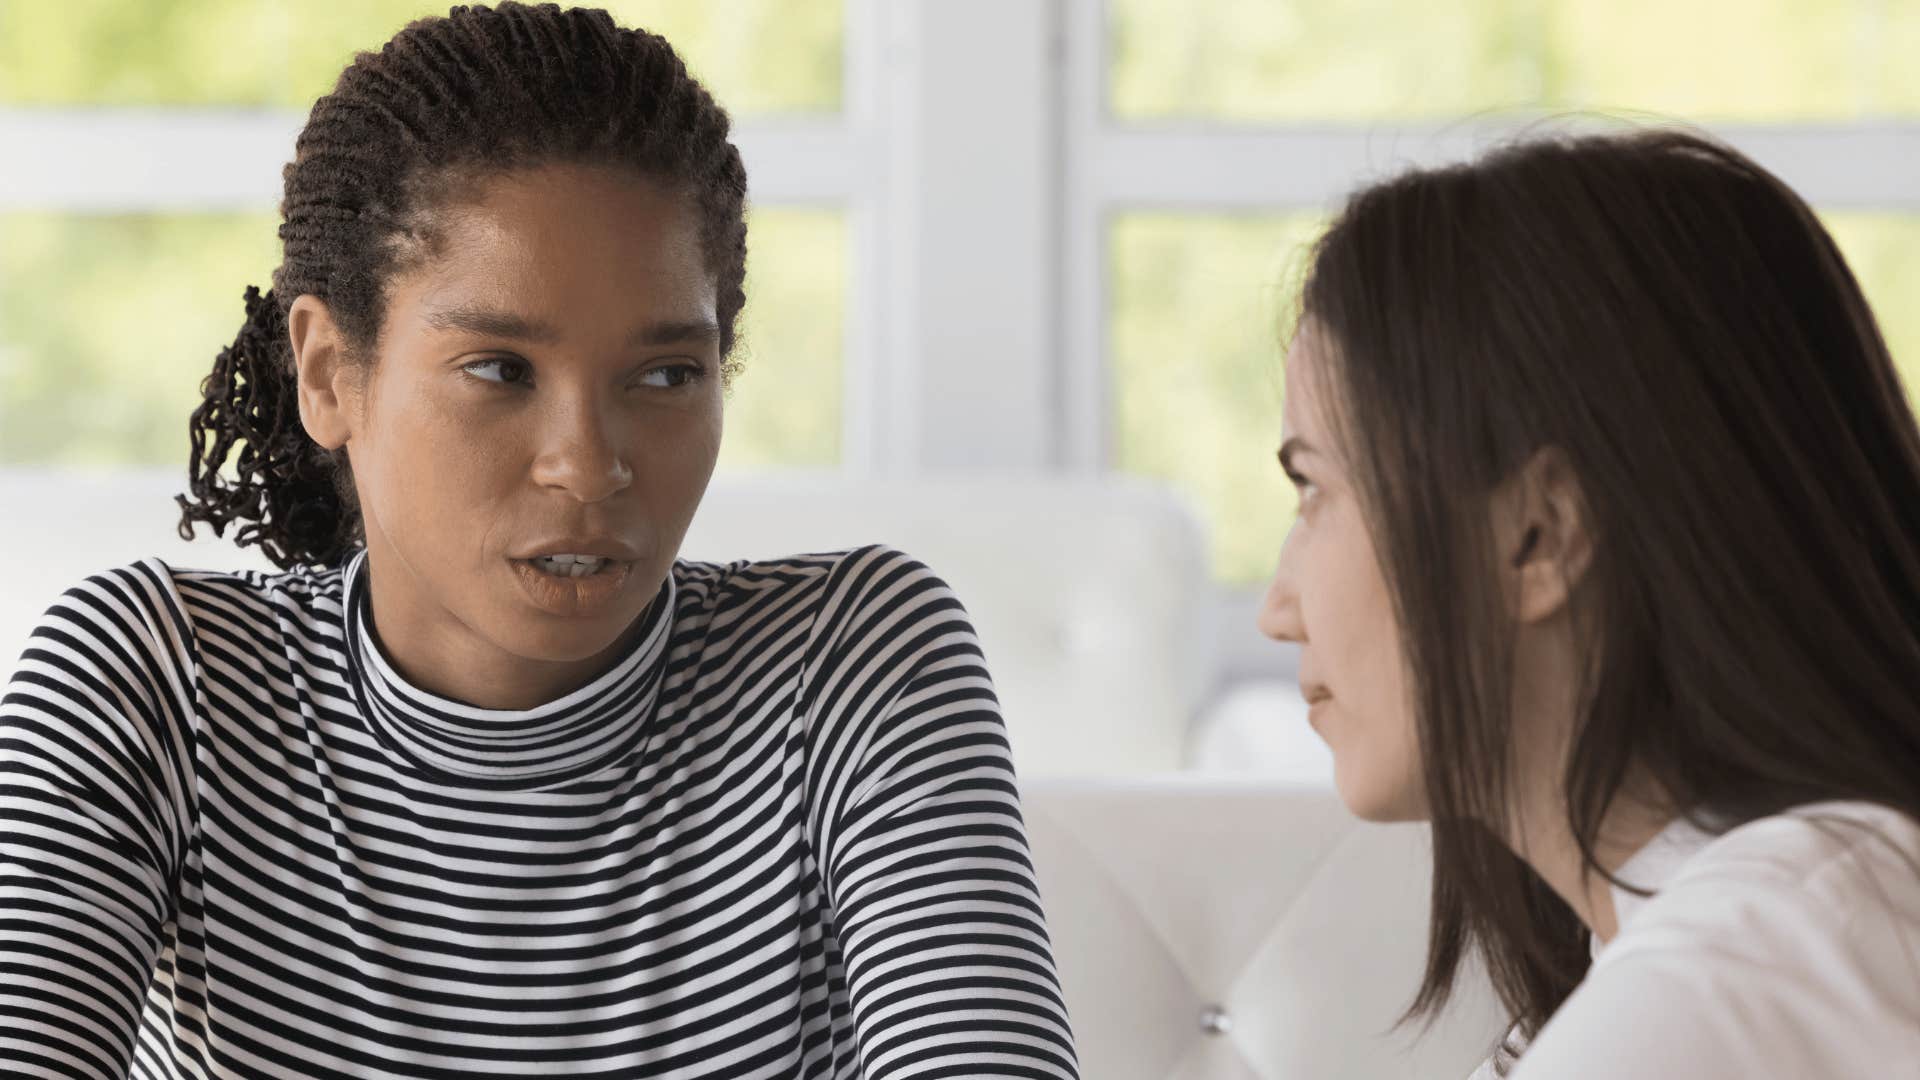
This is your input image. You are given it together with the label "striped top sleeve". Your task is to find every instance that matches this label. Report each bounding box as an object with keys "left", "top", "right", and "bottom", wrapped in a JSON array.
[
  {"left": 803, "top": 548, "right": 1078, "bottom": 1078},
  {"left": 0, "top": 562, "right": 196, "bottom": 1078}
]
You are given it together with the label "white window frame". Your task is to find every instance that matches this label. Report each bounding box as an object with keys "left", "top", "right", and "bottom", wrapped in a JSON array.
[{"left": 6, "top": 0, "right": 1920, "bottom": 695}]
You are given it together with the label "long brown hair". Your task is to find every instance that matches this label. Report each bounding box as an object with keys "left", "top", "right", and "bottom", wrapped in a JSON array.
[{"left": 1299, "top": 129, "right": 1920, "bottom": 1062}]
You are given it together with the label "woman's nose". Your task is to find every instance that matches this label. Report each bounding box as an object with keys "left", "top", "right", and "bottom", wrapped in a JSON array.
[
  {"left": 1257, "top": 525, "right": 1306, "bottom": 643},
  {"left": 529, "top": 396, "right": 633, "bottom": 503}
]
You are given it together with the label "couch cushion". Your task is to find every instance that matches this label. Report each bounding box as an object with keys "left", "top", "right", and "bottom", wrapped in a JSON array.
[{"left": 1024, "top": 777, "right": 1507, "bottom": 1079}]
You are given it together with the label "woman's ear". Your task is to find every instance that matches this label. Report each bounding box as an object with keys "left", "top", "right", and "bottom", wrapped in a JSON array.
[
  {"left": 287, "top": 294, "right": 356, "bottom": 451},
  {"left": 1495, "top": 448, "right": 1595, "bottom": 624}
]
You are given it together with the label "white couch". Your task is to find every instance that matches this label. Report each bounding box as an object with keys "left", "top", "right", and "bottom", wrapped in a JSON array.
[{"left": 1026, "top": 777, "right": 1507, "bottom": 1079}]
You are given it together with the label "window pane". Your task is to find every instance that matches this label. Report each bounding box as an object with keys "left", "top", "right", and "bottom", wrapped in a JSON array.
[
  {"left": 0, "top": 0, "right": 842, "bottom": 113},
  {"left": 1111, "top": 212, "right": 1920, "bottom": 585},
  {"left": 1111, "top": 214, "right": 1321, "bottom": 585},
  {"left": 720, "top": 209, "right": 845, "bottom": 470},
  {"left": 0, "top": 208, "right": 846, "bottom": 470},
  {"left": 1826, "top": 214, "right": 1920, "bottom": 403},
  {"left": 0, "top": 212, "right": 279, "bottom": 465},
  {"left": 1110, "top": 0, "right": 1920, "bottom": 122}
]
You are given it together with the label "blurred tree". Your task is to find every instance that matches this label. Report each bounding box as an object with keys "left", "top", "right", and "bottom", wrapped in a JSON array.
[
  {"left": 0, "top": 212, "right": 279, "bottom": 464},
  {"left": 720, "top": 209, "right": 845, "bottom": 471},
  {"left": 1111, "top": 0, "right": 1920, "bottom": 120},
  {"left": 0, "top": 0, "right": 842, "bottom": 112},
  {"left": 1112, "top": 215, "right": 1318, "bottom": 584}
]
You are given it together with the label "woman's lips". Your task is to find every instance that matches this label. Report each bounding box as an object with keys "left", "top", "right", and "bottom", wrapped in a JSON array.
[
  {"left": 1304, "top": 689, "right": 1333, "bottom": 732},
  {"left": 509, "top": 557, "right": 634, "bottom": 617}
]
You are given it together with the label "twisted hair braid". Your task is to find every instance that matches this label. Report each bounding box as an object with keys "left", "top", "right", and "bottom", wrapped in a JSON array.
[{"left": 177, "top": 3, "right": 749, "bottom": 569}]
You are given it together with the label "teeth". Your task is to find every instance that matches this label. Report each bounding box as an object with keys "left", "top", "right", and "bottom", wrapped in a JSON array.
[{"left": 531, "top": 554, "right": 609, "bottom": 578}]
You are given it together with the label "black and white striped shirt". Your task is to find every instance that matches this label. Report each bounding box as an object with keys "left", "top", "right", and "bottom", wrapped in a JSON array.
[{"left": 0, "top": 544, "right": 1078, "bottom": 1078}]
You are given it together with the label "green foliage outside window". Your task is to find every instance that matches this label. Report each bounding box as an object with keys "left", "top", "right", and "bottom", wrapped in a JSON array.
[
  {"left": 1112, "top": 215, "right": 1314, "bottom": 587},
  {"left": 0, "top": 212, "right": 278, "bottom": 465},
  {"left": 0, "top": 0, "right": 842, "bottom": 113},
  {"left": 1112, "top": 0, "right": 1920, "bottom": 121},
  {"left": 0, "top": 1, "right": 846, "bottom": 472},
  {"left": 1109, "top": 0, "right": 1920, "bottom": 582}
]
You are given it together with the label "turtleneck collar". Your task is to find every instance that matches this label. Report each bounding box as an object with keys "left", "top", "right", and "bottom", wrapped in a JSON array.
[{"left": 340, "top": 548, "right": 676, "bottom": 786}]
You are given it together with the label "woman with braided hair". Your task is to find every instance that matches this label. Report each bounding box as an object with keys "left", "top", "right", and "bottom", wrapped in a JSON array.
[{"left": 0, "top": 6, "right": 1078, "bottom": 1078}]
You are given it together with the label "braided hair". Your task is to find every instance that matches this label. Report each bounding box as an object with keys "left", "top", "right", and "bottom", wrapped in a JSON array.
[{"left": 177, "top": 3, "right": 748, "bottom": 569}]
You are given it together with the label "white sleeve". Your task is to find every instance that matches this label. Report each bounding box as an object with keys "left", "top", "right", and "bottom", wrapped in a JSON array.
[{"left": 1507, "top": 948, "right": 1853, "bottom": 1080}]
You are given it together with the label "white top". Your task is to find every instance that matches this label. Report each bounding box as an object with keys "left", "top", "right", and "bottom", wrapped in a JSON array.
[{"left": 1473, "top": 801, "right": 1920, "bottom": 1078}]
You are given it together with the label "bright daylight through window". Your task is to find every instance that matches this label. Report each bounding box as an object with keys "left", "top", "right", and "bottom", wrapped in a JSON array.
[
  {"left": 1108, "top": 0, "right": 1920, "bottom": 583},
  {"left": 0, "top": 0, "right": 847, "bottom": 471}
]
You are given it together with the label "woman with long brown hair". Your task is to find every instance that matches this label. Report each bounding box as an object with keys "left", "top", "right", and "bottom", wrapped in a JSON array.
[{"left": 1262, "top": 129, "right": 1920, "bottom": 1076}]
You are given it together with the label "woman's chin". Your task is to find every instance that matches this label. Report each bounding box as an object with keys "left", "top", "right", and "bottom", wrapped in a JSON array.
[
  {"left": 1331, "top": 758, "right": 1429, "bottom": 823},
  {"left": 485, "top": 595, "right": 653, "bottom": 665}
]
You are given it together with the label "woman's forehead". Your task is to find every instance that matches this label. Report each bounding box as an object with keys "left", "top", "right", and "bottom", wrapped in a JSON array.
[
  {"left": 1281, "top": 326, "right": 1327, "bottom": 433},
  {"left": 385, "top": 170, "right": 716, "bottom": 329}
]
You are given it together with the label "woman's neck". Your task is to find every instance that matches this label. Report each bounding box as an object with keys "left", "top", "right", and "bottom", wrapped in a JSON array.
[
  {"left": 356, "top": 535, "right": 640, "bottom": 711},
  {"left": 1509, "top": 779, "right": 1671, "bottom": 944},
  {"left": 1504, "top": 613, "right": 1674, "bottom": 943}
]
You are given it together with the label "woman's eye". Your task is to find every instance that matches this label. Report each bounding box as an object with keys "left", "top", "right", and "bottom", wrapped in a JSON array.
[
  {"left": 462, "top": 357, "right": 531, "bottom": 386},
  {"left": 638, "top": 363, "right": 704, "bottom": 389},
  {"left": 1285, "top": 472, "right": 1321, "bottom": 517}
]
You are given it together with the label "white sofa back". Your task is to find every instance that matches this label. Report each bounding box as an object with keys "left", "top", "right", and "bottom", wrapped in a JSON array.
[
  {"left": 1025, "top": 777, "right": 1508, "bottom": 1079},
  {"left": 0, "top": 468, "right": 1214, "bottom": 776}
]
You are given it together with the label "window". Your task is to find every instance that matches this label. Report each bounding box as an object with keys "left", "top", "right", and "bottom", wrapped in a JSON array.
[
  {"left": 0, "top": 1, "right": 843, "bottom": 111},
  {"left": 5, "top": 0, "right": 1918, "bottom": 691},
  {"left": 721, "top": 209, "right": 847, "bottom": 470},
  {"left": 1099, "top": 0, "right": 1920, "bottom": 590},
  {"left": 0, "top": 207, "right": 846, "bottom": 468},
  {"left": 1109, "top": 213, "right": 1320, "bottom": 585},
  {"left": 0, "top": 211, "right": 277, "bottom": 464},
  {"left": 1826, "top": 214, "right": 1920, "bottom": 401},
  {"left": 0, "top": 0, "right": 847, "bottom": 470},
  {"left": 1110, "top": 0, "right": 1920, "bottom": 122}
]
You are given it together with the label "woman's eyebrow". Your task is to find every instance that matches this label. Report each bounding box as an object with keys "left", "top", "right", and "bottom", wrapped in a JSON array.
[
  {"left": 421, "top": 306, "right": 721, "bottom": 347},
  {"left": 424, "top": 305, "right": 560, "bottom": 343},
  {"left": 633, "top": 319, "right": 722, "bottom": 347},
  {"left": 1278, "top": 437, "right": 1315, "bottom": 473}
]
